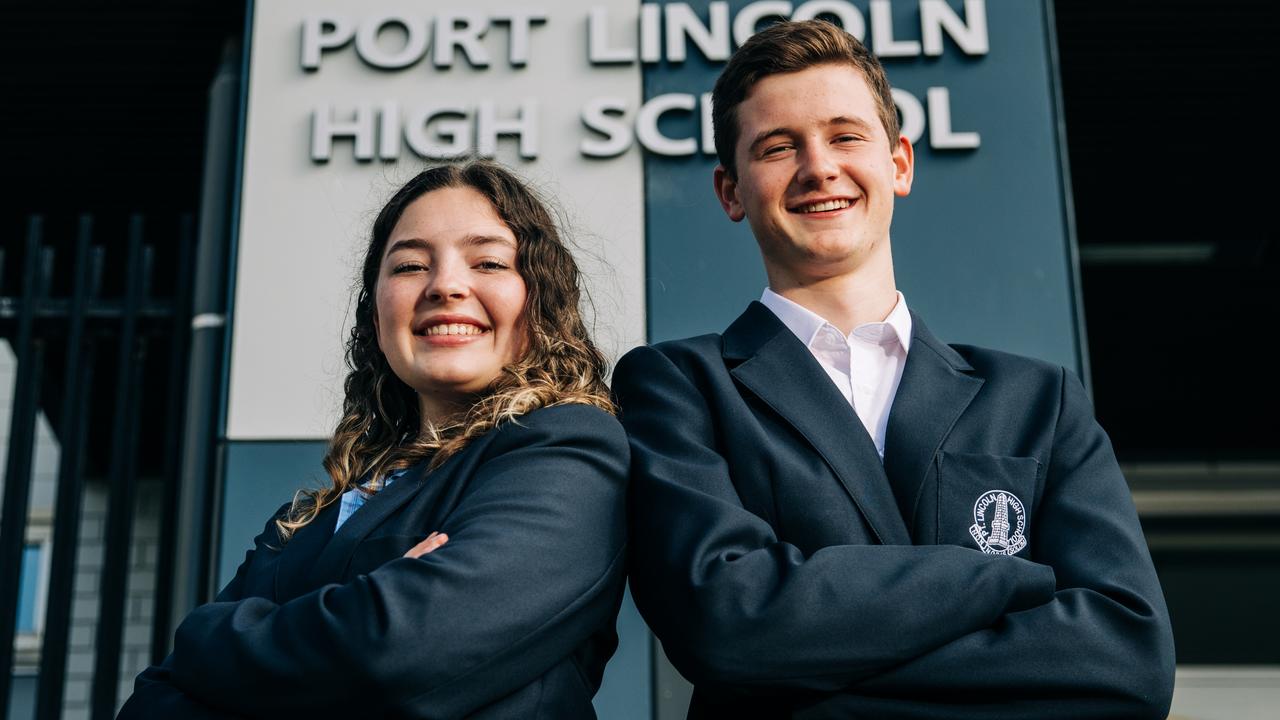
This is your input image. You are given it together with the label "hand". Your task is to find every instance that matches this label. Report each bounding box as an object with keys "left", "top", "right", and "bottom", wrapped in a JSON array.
[{"left": 404, "top": 531, "right": 449, "bottom": 558}]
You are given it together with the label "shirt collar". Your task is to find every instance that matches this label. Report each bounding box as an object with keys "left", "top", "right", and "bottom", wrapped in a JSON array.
[{"left": 760, "top": 288, "right": 912, "bottom": 354}]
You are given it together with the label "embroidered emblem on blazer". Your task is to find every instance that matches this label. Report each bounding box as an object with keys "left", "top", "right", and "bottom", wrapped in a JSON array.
[{"left": 969, "top": 490, "right": 1027, "bottom": 556}]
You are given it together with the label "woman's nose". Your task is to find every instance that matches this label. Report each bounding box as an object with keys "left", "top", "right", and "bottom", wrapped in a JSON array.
[{"left": 424, "top": 263, "right": 468, "bottom": 302}]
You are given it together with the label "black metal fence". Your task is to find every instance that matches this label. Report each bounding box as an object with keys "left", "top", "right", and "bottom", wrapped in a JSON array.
[{"left": 1, "top": 213, "right": 195, "bottom": 719}]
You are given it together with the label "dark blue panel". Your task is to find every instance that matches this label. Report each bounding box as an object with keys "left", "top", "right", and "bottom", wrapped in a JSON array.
[
  {"left": 218, "top": 440, "right": 327, "bottom": 588},
  {"left": 593, "top": 590, "right": 653, "bottom": 719},
  {"left": 643, "top": 1, "right": 765, "bottom": 344}
]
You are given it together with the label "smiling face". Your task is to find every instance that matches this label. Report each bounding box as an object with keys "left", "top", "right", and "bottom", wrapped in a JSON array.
[
  {"left": 374, "top": 185, "right": 528, "bottom": 423},
  {"left": 714, "top": 63, "right": 914, "bottom": 288}
]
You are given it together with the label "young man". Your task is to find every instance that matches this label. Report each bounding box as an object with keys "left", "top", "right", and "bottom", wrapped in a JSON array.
[{"left": 612, "top": 21, "right": 1175, "bottom": 719}]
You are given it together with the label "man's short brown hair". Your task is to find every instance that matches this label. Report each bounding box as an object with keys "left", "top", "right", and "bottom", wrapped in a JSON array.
[{"left": 712, "top": 20, "right": 900, "bottom": 177}]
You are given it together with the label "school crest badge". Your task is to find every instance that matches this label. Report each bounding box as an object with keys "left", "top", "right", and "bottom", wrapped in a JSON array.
[{"left": 969, "top": 490, "right": 1027, "bottom": 556}]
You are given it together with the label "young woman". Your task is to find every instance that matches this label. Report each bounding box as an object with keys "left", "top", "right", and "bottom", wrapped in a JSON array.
[{"left": 120, "top": 161, "right": 628, "bottom": 719}]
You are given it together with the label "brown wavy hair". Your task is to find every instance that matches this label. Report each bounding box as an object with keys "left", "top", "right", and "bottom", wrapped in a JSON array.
[{"left": 277, "top": 160, "right": 614, "bottom": 541}]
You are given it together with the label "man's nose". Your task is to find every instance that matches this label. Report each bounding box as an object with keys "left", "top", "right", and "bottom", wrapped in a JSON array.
[{"left": 796, "top": 142, "right": 839, "bottom": 186}]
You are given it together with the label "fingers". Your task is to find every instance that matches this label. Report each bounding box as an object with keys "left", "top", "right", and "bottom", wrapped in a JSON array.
[{"left": 404, "top": 531, "right": 449, "bottom": 558}]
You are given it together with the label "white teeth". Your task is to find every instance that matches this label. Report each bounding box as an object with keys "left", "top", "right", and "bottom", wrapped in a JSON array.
[
  {"left": 797, "top": 199, "right": 852, "bottom": 213},
  {"left": 424, "top": 323, "right": 485, "bottom": 336}
]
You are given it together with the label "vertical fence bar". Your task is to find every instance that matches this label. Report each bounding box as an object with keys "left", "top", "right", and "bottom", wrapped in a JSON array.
[
  {"left": 34, "top": 217, "right": 96, "bottom": 720},
  {"left": 150, "top": 215, "right": 195, "bottom": 663},
  {"left": 89, "top": 216, "right": 147, "bottom": 719},
  {"left": 0, "top": 217, "right": 47, "bottom": 719}
]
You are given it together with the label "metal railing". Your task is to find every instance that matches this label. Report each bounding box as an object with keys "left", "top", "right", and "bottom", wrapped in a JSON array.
[{"left": 1, "top": 213, "right": 194, "bottom": 719}]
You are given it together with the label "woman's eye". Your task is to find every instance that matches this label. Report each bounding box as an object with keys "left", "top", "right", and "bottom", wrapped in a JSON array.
[
  {"left": 392, "top": 262, "right": 427, "bottom": 274},
  {"left": 475, "top": 260, "right": 511, "bottom": 271}
]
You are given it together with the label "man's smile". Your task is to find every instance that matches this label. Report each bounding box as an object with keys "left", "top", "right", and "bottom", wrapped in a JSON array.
[{"left": 789, "top": 197, "right": 857, "bottom": 214}]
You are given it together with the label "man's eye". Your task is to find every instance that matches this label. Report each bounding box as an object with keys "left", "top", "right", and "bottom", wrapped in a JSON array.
[
  {"left": 762, "top": 145, "right": 792, "bottom": 157},
  {"left": 834, "top": 134, "right": 860, "bottom": 144}
]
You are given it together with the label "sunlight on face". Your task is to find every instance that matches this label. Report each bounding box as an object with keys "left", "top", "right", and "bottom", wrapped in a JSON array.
[
  {"left": 375, "top": 186, "right": 528, "bottom": 423},
  {"left": 714, "top": 64, "right": 914, "bottom": 286}
]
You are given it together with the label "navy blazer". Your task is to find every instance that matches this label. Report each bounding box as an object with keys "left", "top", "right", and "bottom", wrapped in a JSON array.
[
  {"left": 118, "top": 404, "right": 629, "bottom": 720},
  {"left": 612, "top": 303, "right": 1175, "bottom": 719}
]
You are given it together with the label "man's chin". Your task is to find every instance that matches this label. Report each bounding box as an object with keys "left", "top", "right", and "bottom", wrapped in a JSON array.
[{"left": 794, "top": 248, "right": 867, "bottom": 273}]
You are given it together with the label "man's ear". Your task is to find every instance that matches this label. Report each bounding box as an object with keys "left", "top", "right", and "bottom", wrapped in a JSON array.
[
  {"left": 713, "top": 165, "right": 746, "bottom": 222},
  {"left": 892, "top": 134, "right": 915, "bottom": 197}
]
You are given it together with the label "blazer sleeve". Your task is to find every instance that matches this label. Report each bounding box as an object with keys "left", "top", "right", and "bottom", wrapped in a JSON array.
[
  {"left": 118, "top": 658, "right": 249, "bottom": 720},
  {"left": 166, "top": 404, "right": 628, "bottom": 720},
  {"left": 613, "top": 345, "right": 1057, "bottom": 692},
  {"left": 840, "top": 368, "right": 1176, "bottom": 719},
  {"left": 118, "top": 504, "right": 290, "bottom": 719}
]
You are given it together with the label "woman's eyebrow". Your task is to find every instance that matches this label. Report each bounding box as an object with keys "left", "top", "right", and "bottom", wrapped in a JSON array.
[
  {"left": 463, "top": 234, "right": 517, "bottom": 250},
  {"left": 385, "top": 237, "right": 430, "bottom": 255},
  {"left": 385, "top": 234, "right": 515, "bottom": 257}
]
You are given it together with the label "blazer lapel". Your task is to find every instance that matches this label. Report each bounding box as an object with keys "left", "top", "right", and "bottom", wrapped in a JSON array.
[
  {"left": 305, "top": 460, "right": 432, "bottom": 586},
  {"left": 726, "top": 303, "right": 911, "bottom": 546},
  {"left": 883, "top": 313, "right": 983, "bottom": 533},
  {"left": 274, "top": 501, "right": 339, "bottom": 602}
]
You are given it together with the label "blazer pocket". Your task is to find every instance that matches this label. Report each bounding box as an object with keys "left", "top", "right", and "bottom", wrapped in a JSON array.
[
  {"left": 349, "top": 533, "right": 429, "bottom": 575},
  {"left": 937, "top": 452, "right": 1040, "bottom": 558}
]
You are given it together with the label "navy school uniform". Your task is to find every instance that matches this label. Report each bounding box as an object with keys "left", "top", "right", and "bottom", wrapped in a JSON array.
[
  {"left": 118, "top": 404, "right": 629, "bottom": 720},
  {"left": 612, "top": 302, "right": 1175, "bottom": 719}
]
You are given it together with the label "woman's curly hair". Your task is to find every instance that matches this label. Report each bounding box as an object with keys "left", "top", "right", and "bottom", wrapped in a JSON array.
[{"left": 277, "top": 160, "right": 614, "bottom": 541}]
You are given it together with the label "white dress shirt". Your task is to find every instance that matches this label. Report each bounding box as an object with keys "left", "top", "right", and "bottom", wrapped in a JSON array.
[{"left": 760, "top": 289, "right": 912, "bottom": 459}]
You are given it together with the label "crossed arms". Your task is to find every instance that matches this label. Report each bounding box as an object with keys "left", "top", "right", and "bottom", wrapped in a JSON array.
[
  {"left": 613, "top": 344, "right": 1175, "bottom": 719},
  {"left": 120, "top": 405, "right": 628, "bottom": 720}
]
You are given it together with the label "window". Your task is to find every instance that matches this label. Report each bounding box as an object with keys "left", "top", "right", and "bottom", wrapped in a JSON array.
[{"left": 16, "top": 542, "right": 43, "bottom": 635}]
